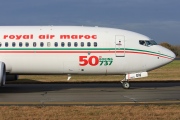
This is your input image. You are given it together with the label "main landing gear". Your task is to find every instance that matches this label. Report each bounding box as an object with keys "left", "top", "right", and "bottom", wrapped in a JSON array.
[{"left": 121, "top": 78, "right": 130, "bottom": 89}]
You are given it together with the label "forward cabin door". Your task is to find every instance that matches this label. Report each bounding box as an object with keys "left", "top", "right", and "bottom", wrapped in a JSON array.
[{"left": 115, "top": 35, "right": 125, "bottom": 57}]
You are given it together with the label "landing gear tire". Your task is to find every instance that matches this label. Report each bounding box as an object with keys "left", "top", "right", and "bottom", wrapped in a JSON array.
[{"left": 122, "top": 81, "right": 130, "bottom": 89}]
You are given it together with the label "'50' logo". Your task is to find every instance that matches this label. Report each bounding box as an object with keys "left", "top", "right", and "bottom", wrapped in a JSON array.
[{"left": 79, "top": 56, "right": 99, "bottom": 66}]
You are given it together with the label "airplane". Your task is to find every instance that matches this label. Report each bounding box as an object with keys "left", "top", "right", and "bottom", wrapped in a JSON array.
[{"left": 0, "top": 26, "right": 176, "bottom": 89}]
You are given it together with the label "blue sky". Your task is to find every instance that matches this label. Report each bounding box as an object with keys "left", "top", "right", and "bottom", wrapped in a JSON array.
[{"left": 0, "top": 0, "right": 179, "bottom": 45}]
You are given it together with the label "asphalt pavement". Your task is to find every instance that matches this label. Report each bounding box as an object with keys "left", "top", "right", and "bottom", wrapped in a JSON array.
[{"left": 0, "top": 82, "right": 179, "bottom": 105}]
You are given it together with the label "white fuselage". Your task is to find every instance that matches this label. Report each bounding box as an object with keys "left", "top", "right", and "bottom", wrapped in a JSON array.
[{"left": 0, "top": 26, "right": 175, "bottom": 75}]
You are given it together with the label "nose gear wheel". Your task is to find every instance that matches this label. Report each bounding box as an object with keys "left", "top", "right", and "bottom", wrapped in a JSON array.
[{"left": 121, "top": 78, "right": 130, "bottom": 89}]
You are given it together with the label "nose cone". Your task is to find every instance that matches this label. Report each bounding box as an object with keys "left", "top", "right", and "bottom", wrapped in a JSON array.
[
  {"left": 145, "top": 45, "right": 176, "bottom": 71},
  {"left": 166, "top": 48, "right": 176, "bottom": 60},
  {"left": 169, "top": 50, "right": 176, "bottom": 60},
  {"left": 162, "top": 46, "right": 176, "bottom": 62}
]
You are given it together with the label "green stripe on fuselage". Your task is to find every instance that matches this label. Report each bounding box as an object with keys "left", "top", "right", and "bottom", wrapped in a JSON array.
[{"left": 0, "top": 47, "right": 173, "bottom": 59}]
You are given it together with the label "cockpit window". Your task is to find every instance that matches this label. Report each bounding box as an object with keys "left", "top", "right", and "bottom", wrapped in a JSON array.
[
  {"left": 149, "top": 40, "right": 157, "bottom": 45},
  {"left": 139, "top": 40, "right": 157, "bottom": 46},
  {"left": 139, "top": 40, "right": 146, "bottom": 46},
  {"left": 145, "top": 41, "right": 151, "bottom": 46}
]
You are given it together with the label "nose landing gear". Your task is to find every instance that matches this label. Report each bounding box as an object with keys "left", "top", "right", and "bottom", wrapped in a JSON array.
[{"left": 121, "top": 78, "right": 130, "bottom": 89}]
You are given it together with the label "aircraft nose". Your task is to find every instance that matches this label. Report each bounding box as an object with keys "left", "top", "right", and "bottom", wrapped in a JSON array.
[
  {"left": 170, "top": 50, "right": 176, "bottom": 60},
  {"left": 164, "top": 47, "right": 176, "bottom": 61},
  {"left": 168, "top": 50, "right": 176, "bottom": 60}
]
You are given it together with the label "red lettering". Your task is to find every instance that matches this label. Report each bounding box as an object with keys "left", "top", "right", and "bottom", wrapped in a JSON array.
[
  {"left": 3, "top": 35, "right": 8, "bottom": 39},
  {"left": 92, "top": 35, "right": 97, "bottom": 39},
  {"left": 30, "top": 34, "right": 33, "bottom": 39},
  {"left": 60, "top": 35, "right": 70, "bottom": 39},
  {"left": 79, "top": 56, "right": 88, "bottom": 66},
  {"left": 9, "top": 35, "right": 15, "bottom": 39},
  {"left": 79, "top": 56, "right": 99, "bottom": 66},
  {"left": 39, "top": 34, "right": 54, "bottom": 39},
  {"left": 3, "top": 34, "right": 33, "bottom": 40},
  {"left": 46, "top": 34, "right": 49, "bottom": 39},
  {"left": 60, "top": 35, "right": 97, "bottom": 40},
  {"left": 89, "top": 56, "right": 99, "bottom": 66},
  {"left": 3, "top": 34, "right": 96, "bottom": 40},
  {"left": 16, "top": 35, "right": 22, "bottom": 40},
  {"left": 39, "top": 35, "right": 45, "bottom": 39},
  {"left": 79, "top": 35, "right": 84, "bottom": 39},
  {"left": 84, "top": 35, "right": 90, "bottom": 39},
  {"left": 23, "top": 35, "right": 30, "bottom": 39},
  {"left": 71, "top": 35, "right": 78, "bottom": 39},
  {"left": 50, "top": 35, "right": 55, "bottom": 39}
]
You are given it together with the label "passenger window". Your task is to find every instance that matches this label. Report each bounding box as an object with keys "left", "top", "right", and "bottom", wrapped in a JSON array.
[
  {"left": 47, "top": 42, "right": 51, "bottom": 47},
  {"left": 12, "top": 42, "right": 16, "bottom": 47},
  {"left": 87, "top": 42, "right": 91, "bottom": 47},
  {"left": 5, "top": 42, "right": 8, "bottom": 47},
  {"left": 33, "top": 42, "right": 36, "bottom": 47},
  {"left": 94, "top": 42, "right": 97, "bottom": 47},
  {"left": 74, "top": 42, "right": 78, "bottom": 47},
  {"left": 25, "top": 42, "right": 29, "bottom": 47},
  {"left": 68, "top": 42, "right": 71, "bottom": 47},
  {"left": 81, "top": 42, "right": 84, "bottom": 47},
  {"left": 40, "top": 42, "right": 44, "bottom": 47},
  {"left": 19, "top": 42, "right": 23, "bottom": 47},
  {"left": 61, "top": 42, "right": 65, "bottom": 47},
  {"left": 54, "top": 42, "right": 58, "bottom": 47}
]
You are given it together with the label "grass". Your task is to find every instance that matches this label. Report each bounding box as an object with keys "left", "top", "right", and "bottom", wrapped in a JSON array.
[
  {"left": 0, "top": 105, "right": 180, "bottom": 120},
  {"left": 9, "top": 60, "right": 180, "bottom": 83}
]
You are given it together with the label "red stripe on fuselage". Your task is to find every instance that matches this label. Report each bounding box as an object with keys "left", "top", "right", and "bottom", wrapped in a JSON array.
[{"left": 0, "top": 50, "right": 173, "bottom": 60}]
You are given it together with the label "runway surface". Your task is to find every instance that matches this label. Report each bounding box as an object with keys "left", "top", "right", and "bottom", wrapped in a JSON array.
[{"left": 0, "top": 82, "right": 180, "bottom": 105}]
